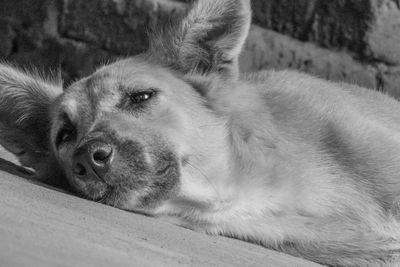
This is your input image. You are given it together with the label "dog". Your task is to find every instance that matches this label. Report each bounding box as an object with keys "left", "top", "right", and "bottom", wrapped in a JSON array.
[{"left": 0, "top": 0, "right": 399, "bottom": 266}]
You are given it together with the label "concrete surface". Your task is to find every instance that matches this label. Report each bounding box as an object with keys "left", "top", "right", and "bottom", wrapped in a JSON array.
[{"left": 0, "top": 147, "right": 323, "bottom": 267}]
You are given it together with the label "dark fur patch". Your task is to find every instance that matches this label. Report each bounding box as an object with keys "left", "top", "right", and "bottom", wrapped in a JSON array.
[
  {"left": 73, "top": 124, "right": 180, "bottom": 209},
  {"left": 138, "top": 150, "right": 180, "bottom": 208}
]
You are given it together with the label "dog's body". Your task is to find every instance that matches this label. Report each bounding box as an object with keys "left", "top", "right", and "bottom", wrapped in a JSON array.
[{"left": 0, "top": 0, "right": 399, "bottom": 266}]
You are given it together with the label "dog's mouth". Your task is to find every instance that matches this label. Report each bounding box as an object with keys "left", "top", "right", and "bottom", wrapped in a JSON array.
[{"left": 68, "top": 151, "right": 181, "bottom": 211}]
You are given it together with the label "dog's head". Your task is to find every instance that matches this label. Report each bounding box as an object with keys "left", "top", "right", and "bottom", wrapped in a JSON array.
[{"left": 0, "top": 0, "right": 251, "bottom": 214}]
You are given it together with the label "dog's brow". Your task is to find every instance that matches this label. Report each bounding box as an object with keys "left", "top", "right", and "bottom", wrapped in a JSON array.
[
  {"left": 118, "top": 85, "right": 137, "bottom": 92},
  {"left": 85, "top": 74, "right": 108, "bottom": 91},
  {"left": 61, "top": 98, "right": 78, "bottom": 121},
  {"left": 117, "top": 85, "right": 153, "bottom": 95}
]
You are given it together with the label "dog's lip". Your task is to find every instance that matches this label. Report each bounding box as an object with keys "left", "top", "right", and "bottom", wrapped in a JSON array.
[
  {"left": 92, "top": 167, "right": 109, "bottom": 185},
  {"left": 90, "top": 193, "right": 104, "bottom": 202},
  {"left": 94, "top": 185, "right": 125, "bottom": 205},
  {"left": 76, "top": 183, "right": 109, "bottom": 202},
  {"left": 155, "top": 164, "right": 175, "bottom": 176}
]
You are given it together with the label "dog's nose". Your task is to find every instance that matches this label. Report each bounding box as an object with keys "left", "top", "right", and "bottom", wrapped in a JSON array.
[{"left": 72, "top": 140, "right": 113, "bottom": 181}]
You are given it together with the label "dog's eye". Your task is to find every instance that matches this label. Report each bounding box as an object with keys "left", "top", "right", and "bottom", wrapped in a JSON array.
[
  {"left": 129, "top": 90, "right": 156, "bottom": 104},
  {"left": 55, "top": 126, "right": 76, "bottom": 148},
  {"left": 55, "top": 114, "right": 76, "bottom": 148}
]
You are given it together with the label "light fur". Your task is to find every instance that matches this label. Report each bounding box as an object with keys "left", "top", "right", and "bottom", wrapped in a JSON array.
[{"left": 0, "top": 0, "right": 399, "bottom": 266}]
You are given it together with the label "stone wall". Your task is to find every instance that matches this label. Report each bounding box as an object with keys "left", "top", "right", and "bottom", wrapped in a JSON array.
[{"left": 1, "top": 0, "right": 399, "bottom": 97}]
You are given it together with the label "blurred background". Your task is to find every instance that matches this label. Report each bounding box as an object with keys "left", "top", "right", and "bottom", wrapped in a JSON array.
[{"left": 0, "top": 0, "right": 399, "bottom": 97}]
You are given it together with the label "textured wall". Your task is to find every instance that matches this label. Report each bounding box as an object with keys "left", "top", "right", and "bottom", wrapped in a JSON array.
[{"left": 1, "top": 0, "right": 400, "bottom": 97}]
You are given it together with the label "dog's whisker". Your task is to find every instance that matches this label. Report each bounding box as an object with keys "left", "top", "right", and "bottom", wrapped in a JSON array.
[{"left": 185, "top": 161, "right": 221, "bottom": 202}]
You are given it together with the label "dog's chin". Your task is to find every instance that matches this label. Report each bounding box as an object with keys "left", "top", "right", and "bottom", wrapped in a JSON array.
[
  {"left": 73, "top": 182, "right": 156, "bottom": 213},
  {"left": 69, "top": 162, "right": 181, "bottom": 213},
  {"left": 96, "top": 187, "right": 175, "bottom": 217}
]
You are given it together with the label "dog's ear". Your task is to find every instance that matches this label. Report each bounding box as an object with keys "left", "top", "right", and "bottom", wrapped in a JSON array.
[
  {"left": 0, "top": 64, "right": 63, "bottom": 182},
  {"left": 149, "top": 0, "right": 251, "bottom": 79}
]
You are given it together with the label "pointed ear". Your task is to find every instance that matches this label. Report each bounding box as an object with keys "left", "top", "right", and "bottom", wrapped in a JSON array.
[
  {"left": 0, "top": 64, "right": 63, "bottom": 182},
  {"left": 149, "top": 0, "right": 251, "bottom": 79}
]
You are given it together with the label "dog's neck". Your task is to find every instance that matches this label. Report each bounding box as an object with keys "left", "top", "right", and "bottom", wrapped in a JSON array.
[{"left": 158, "top": 80, "right": 286, "bottom": 221}]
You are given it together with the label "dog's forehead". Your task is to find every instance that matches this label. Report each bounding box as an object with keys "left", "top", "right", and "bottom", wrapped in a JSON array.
[
  {"left": 60, "top": 59, "right": 179, "bottom": 117},
  {"left": 87, "top": 60, "right": 178, "bottom": 96},
  {"left": 95, "top": 58, "right": 176, "bottom": 87}
]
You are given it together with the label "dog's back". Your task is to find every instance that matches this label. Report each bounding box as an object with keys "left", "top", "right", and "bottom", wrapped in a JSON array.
[{"left": 252, "top": 70, "right": 400, "bottom": 206}]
